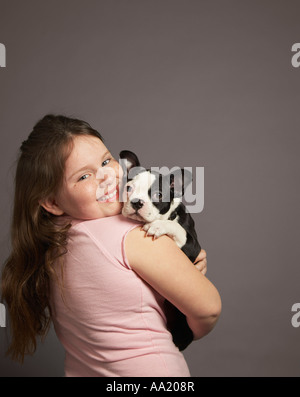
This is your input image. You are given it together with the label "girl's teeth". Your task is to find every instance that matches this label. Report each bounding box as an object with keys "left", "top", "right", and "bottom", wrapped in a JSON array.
[{"left": 99, "top": 189, "right": 117, "bottom": 201}]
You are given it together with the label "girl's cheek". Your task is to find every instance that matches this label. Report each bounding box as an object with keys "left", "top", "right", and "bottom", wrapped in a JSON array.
[
  {"left": 74, "top": 179, "right": 96, "bottom": 198},
  {"left": 87, "top": 179, "right": 99, "bottom": 196}
]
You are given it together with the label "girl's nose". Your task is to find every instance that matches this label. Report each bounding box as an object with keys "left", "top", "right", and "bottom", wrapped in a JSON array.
[
  {"left": 99, "top": 173, "right": 114, "bottom": 187},
  {"left": 96, "top": 166, "right": 117, "bottom": 187}
]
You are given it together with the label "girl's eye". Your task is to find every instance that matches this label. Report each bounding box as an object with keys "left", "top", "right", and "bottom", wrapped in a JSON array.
[
  {"left": 102, "top": 159, "right": 111, "bottom": 167},
  {"left": 79, "top": 174, "right": 90, "bottom": 181}
]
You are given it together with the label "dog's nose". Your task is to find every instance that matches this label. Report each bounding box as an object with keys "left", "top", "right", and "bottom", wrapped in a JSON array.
[{"left": 131, "top": 198, "right": 144, "bottom": 211}]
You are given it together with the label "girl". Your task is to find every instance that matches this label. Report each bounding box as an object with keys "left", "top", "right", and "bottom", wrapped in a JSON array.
[{"left": 1, "top": 115, "right": 221, "bottom": 377}]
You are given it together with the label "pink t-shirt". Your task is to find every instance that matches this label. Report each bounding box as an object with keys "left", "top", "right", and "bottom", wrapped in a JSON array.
[{"left": 50, "top": 214, "right": 190, "bottom": 377}]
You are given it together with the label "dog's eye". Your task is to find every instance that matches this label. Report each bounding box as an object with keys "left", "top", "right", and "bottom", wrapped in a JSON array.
[
  {"left": 126, "top": 185, "right": 133, "bottom": 193},
  {"left": 152, "top": 192, "right": 162, "bottom": 201}
]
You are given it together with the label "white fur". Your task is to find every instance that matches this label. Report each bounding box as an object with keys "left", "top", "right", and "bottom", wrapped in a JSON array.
[
  {"left": 122, "top": 171, "right": 186, "bottom": 248},
  {"left": 122, "top": 171, "right": 160, "bottom": 222},
  {"left": 143, "top": 219, "right": 187, "bottom": 248}
]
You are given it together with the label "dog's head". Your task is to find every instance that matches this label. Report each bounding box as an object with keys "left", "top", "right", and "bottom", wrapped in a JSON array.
[{"left": 119, "top": 150, "right": 192, "bottom": 223}]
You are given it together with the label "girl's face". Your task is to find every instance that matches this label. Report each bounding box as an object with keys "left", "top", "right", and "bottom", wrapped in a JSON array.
[{"left": 51, "top": 135, "right": 123, "bottom": 220}]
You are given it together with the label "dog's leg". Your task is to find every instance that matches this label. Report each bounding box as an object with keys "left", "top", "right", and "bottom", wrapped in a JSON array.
[{"left": 143, "top": 220, "right": 187, "bottom": 248}]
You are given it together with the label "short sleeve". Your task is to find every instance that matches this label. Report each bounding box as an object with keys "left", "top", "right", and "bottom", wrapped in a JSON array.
[{"left": 73, "top": 215, "right": 142, "bottom": 270}]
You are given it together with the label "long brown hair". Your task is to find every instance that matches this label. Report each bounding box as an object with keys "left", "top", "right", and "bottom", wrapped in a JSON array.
[{"left": 1, "top": 114, "right": 103, "bottom": 362}]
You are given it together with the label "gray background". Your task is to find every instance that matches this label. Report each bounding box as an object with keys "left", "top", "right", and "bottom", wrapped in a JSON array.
[{"left": 0, "top": 0, "right": 300, "bottom": 377}]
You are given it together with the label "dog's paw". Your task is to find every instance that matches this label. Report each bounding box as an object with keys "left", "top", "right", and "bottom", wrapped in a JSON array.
[{"left": 143, "top": 220, "right": 168, "bottom": 240}]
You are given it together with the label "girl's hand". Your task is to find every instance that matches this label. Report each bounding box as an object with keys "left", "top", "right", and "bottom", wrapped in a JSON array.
[{"left": 194, "top": 249, "right": 207, "bottom": 275}]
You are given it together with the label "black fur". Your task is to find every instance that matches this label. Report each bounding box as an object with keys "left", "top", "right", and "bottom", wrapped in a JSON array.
[{"left": 119, "top": 150, "right": 201, "bottom": 351}]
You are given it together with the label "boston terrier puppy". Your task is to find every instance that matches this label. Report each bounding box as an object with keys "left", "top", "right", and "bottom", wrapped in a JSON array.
[{"left": 119, "top": 150, "right": 201, "bottom": 351}]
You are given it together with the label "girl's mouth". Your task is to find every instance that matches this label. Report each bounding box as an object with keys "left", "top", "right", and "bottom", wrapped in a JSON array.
[{"left": 97, "top": 187, "right": 118, "bottom": 203}]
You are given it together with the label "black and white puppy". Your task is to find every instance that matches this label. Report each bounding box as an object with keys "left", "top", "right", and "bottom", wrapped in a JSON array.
[{"left": 119, "top": 150, "right": 201, "bottom": 351}]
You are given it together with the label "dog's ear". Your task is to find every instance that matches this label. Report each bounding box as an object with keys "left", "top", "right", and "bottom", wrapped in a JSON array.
[
  {"left": 119, "top": 150, "right": 140, "bottom": 171},
  {"left": 169, "top": 168, "right": 193, "bottom": 198},
  {"left": 119, "top": 150, "right": 145, "bottom": 181}
]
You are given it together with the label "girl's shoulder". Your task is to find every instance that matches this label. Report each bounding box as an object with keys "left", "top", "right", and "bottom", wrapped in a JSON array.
[
  {"left": 70, "top": 214, "right": 141, "bottom": 236},
  {"left": 65, "top": 215, "right": 142, "bottom": 270}
]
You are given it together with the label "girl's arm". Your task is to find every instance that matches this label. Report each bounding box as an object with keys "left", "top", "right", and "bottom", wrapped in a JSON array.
[{"left": 125, "top": 227, "right": 221, "bottom": 340}]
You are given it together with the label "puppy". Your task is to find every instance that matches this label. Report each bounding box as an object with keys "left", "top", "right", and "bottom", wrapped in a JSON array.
[{"left": 119, "top": 150, "right": 201, "bottom": 351}]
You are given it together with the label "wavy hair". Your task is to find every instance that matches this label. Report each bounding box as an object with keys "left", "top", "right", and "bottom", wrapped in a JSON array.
[{"left": 1, "top": 114, "right": 103, "bottom": 362}]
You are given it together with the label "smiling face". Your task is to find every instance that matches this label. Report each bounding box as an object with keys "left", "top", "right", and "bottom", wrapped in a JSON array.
[{"left": 52, "top": 135, "right": 123, "bottom": 220}]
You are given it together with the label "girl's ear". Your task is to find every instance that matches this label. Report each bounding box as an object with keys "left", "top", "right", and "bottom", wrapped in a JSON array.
[{"left": 39, "top": 197, "right": 64, "bottom": 216}]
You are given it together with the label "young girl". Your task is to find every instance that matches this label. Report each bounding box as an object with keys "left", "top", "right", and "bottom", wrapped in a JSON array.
[{"left": 1, "top": 115, "right": 221, "bottom": 377}]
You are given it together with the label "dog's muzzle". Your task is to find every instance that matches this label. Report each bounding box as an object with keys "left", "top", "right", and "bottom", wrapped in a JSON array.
[{"left": 130, "top": 198, "right": 144, "bottom": 211}]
